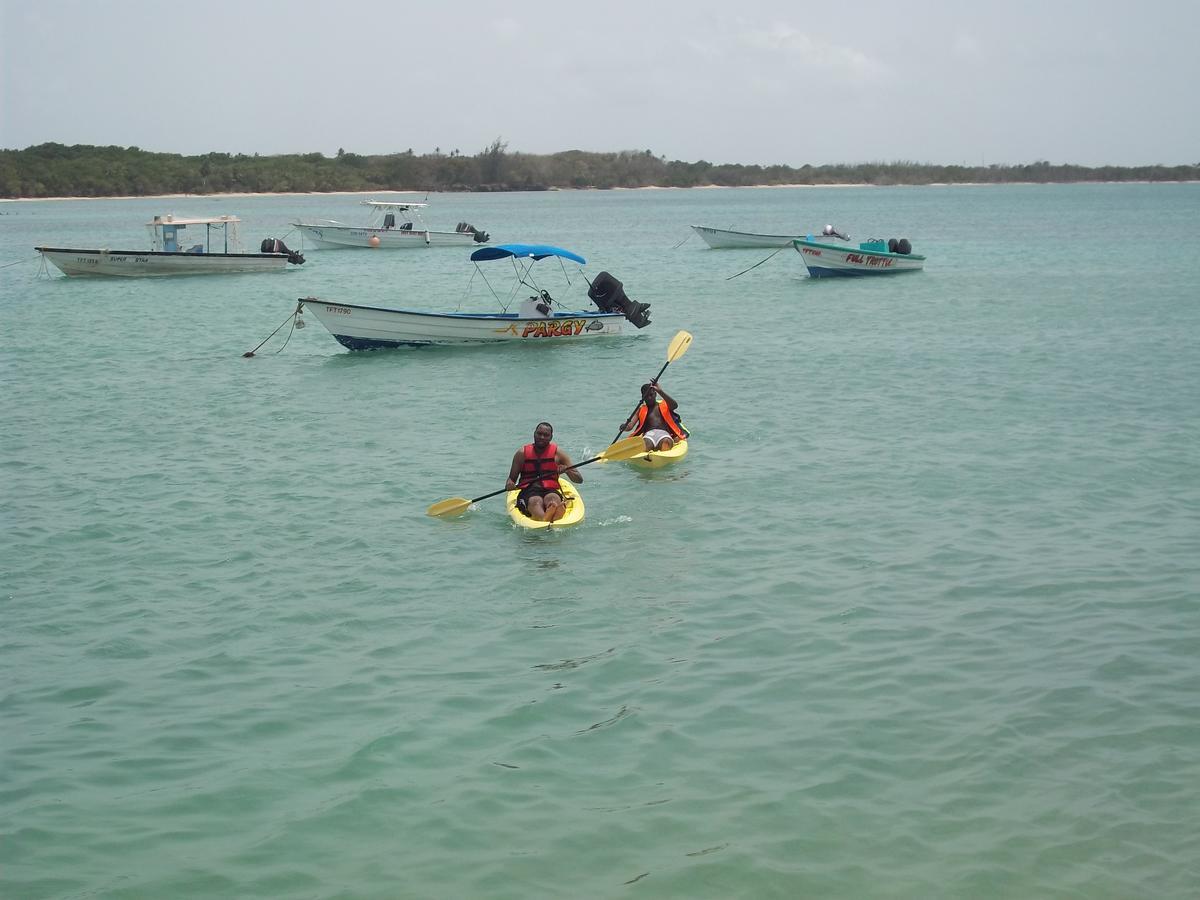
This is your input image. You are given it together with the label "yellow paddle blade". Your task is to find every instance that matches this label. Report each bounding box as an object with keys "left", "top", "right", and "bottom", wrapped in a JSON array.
[
  {"left": 666, "top": 330, "right": 693, "bottom": 363},
  {"left": 599, "top": 434, "right": 652, "bottom": 461},
  {"left": 426, "top": 497, "right": 473, "bottom": 518}
]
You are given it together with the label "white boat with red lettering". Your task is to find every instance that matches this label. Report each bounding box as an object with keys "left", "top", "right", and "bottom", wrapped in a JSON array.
[
  {"left": 298, "top": 244, "right": 652, "bottom": 349},
  {"left": 35, "top": 214, "right": 304, "bottom": 277},
  {"left": 292, "top": 198, "right": 489, "bottom": 249},
  {"left": 793, "top": 233, "right": 925, "bottom": 277}
]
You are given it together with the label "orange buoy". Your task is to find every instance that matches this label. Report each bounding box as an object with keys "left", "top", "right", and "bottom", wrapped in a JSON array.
[{"left": 368, "top": 235, "right": 381, "bottom": 248}]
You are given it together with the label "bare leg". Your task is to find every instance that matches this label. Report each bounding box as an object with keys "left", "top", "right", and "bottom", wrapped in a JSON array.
[
  {"left": 544, "top": 492, "right": 565, "bottom": 522},
  {"left": 526, "top": 496, "right": 548, "bottom": 521},
  {"left": 656, "top": 436, "right": 674, "bottom": 451}
]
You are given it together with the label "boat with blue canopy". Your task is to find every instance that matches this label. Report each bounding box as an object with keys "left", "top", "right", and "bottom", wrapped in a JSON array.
[{"left": 298, "top": 243, "right": 652, "bottom": 349}]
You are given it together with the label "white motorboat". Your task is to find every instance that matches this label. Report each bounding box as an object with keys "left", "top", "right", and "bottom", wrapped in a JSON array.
[
  {"left": 690, "top": 225, "right": 805, "bottom": 249},
  {"left": 793, "top": 235, "right": 925, "bottom": 277},
  {"left": 36, "top": 215, "right": 304, "bottom": 277},
  {"left": 292, "top": 198, "right": 489, "bottom": 249},
  {"left": 298, "top": 244, "right": 652, "bottom": 349}
]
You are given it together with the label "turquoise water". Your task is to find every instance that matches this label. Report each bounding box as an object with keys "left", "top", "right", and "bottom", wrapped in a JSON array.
[{"left": 2, "top": 184, "right": 1199, "bottom": 898}]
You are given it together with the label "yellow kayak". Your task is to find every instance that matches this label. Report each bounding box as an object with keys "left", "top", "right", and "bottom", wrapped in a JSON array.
[
  {"left": 505, "top": 479, "right": 585, "bottom": 529},
  {"left": 625, "top": 432, "right": 690, "bottom": 469}
]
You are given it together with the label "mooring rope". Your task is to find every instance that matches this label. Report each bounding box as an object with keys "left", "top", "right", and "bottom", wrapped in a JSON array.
[
  {"left": 725, "top": 246, "right": 786, "bottom": 281},
  {"left": 0, "top": 254, "right": 41, "bottom": 270},
  {"left": 243, "top": 300, "right": 303, "bottom": 357}
]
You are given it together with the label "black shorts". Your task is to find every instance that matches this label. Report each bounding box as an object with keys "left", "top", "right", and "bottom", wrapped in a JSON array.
[{"left": 517, "top": 484, "right": 561, "bottom": 511}]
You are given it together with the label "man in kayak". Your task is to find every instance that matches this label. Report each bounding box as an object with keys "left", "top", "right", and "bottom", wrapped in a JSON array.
[
  {"left": 506, "top": 422, "right": 583, "bottom": 522},
  {"left": 621, "top": 382, "right": 687, "bottom": 451}
]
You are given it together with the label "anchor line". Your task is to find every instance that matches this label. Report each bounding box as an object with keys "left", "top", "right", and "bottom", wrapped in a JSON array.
[
  {"left": 726, "top": 246, "right": 786, "bottom": 281},
  {"left": 242, "top": 300, "right": 303, "bottom": 357}
]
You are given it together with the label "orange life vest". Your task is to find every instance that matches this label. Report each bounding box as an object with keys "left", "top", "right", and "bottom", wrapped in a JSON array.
[
  {"left": 520, "top": 442, "right": 560, "bottom": 490},
  {"left": 635, "top": 401, "right": 686, "bottom": 440}
]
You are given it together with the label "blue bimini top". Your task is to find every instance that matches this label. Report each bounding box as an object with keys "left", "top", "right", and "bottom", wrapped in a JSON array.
[{"left": 469, "top": 244, "right": 586, "bottom": 265}]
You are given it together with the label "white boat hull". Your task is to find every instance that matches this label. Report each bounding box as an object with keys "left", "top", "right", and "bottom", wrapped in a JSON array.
[
  {"left": 691, "top": 225, "right": 800, "bottom": 249},
  {"left": 299, "top": 298, "right": 627, "bottom": 349},
  {"left": 793, "top": 239, "right": 926, "bottom": 277},
  {"left": 293, "top": 223, "right": 480, "bottom": 249},
  {"left": 37, "top": 247, "right": 290, "bottom": 277}
]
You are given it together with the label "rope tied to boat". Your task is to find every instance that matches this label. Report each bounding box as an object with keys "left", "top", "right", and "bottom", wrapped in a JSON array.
[
  {"left": 0, "top": 253, "right": 43, "bottom": 270},
  {"left": 242, "top": 299, "right": 304, "bottom": 357},
  {"left": 725, "top": 246, "right": 786, "bottom": 281}
]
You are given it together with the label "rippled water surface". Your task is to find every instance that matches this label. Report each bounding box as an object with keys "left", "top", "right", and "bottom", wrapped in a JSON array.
[{"left": 2, "top": 184, "right": 1199, "bottom": 898}]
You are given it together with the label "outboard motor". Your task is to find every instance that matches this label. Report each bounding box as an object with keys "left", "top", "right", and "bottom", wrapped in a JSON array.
[
  {"left": 897, "top": 238, "right": 912, "bottom": 255},
  {"left": 456, "top": 221, "right": 490, "bottom": 243},
  {"left": 588, "top": 271, "right": 651, "bottom": 329},
  {"left": 261, "top": 237, "right": 306, "bottom": 265},
  {"left": 887, "top": 238, "right": 899, "bottom": 253}
]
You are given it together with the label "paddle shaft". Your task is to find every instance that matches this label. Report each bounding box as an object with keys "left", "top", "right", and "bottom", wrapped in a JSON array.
[{"left": 467, "top": 451, "right": 611, "bottom": 506}]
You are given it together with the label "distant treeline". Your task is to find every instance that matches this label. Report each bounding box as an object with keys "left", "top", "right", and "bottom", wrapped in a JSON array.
[{"left": 2, "top": 140, "right": 1197, "bottom": 198}]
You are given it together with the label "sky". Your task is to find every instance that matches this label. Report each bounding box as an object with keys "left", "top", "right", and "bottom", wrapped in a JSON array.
[{"left": 2, "top": 0, "right": 1197, "bottom": 167}]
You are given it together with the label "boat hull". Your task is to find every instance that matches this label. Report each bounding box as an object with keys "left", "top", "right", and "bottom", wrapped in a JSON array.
[
  {"left": 626, "top": 437, "right": 689, "bottom": 469},
  {"left": 793, "top": 239, "right": 925, "bottom": 277},
  {"left": 36, "top": 247, "right": 290, "bottom": 277},
  {"left": 506, "top": 479, "right": 584, "bottom": 529},
  {"left": 299, "top": 298, "right": 627, "bottom": 349},
  {"left": 691, "top": 226, "right": 800, "bottom": 249},
  {"left": 293, "top": 223, "right": 479, "bottom": 249}
]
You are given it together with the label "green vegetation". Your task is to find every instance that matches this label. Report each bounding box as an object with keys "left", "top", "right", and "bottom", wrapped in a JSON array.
[{"left": 2, "top": 141, "right": 1196, "bottom": 198}]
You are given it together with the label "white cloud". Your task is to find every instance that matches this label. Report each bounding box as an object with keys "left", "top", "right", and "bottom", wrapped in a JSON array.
[
  {"left": 493, "top": 18, "right": 521, "bottom": 42},
  {"left": 952, "top": 33, "right": 983, "bottom": 62},
  {"left": 739, "top": 24, "right": 889, "bottom": 79}
]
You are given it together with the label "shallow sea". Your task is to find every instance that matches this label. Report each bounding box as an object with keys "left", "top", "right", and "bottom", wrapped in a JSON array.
[{"left": 2, "top": 184, "right": 1198, "bottom": 898}]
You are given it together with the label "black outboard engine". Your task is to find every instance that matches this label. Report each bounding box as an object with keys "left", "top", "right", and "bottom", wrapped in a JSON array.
[
  {"left": 588, "top": 271, "right": 651, "bottom": 329},
  {"left": 896, "top": 238, "right": 912, "bottom": 255},
  {"left": 887, "top": 237, "right": 899, "bottom": 253},
  {"left": 261, "top": 238, "right": 306, "bottom": 265},
  {"left": 456, "top": 221, "right": 490, "bottom": 243}
]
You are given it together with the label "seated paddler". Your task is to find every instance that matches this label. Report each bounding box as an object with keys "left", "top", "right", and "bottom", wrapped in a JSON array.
[
  {"left": 620, "top": 382, "right": 687, "bottom": 451},
  {"left": 506, "top": 421, "right": 582, "bottom": 522}
]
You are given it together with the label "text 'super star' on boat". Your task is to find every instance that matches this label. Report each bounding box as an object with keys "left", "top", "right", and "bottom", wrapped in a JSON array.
[
  {"left": 299, "top": 243, "right": 653, "bottom": 349},
  {"left": 35, "top": 215, "right": 304, "bottom": 277},
  {"left": 292, "top": 198, "right": 489, "bottom": 249}
]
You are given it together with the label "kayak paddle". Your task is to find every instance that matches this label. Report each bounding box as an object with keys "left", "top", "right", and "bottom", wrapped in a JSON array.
[
  {"left": 426, "top": 434, "right": 648, "bottom": 518},
  {"left": 610, "top": 329, "right": 693, "bottom": 443}
]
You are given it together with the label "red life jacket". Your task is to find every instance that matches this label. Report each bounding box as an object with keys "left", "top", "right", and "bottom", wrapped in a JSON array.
[
  {"left": 520, "top": 442, "right": 560, "bottom": 490},
  {"left": 635, "top": 401, "right": 686, "bottom": 440}
]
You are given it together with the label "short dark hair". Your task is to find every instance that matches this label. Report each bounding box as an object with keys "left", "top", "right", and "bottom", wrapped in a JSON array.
[{"left": 535, "top": 421, "right": 553, "bottom": 432}]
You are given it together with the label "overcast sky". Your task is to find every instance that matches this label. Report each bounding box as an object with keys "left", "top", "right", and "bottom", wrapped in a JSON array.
[{"left": 2, "top": 0, "right": 1197, "bottom": 167}]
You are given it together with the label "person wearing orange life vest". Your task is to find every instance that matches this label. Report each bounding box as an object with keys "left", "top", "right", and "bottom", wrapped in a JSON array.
[
  {"left": 505, "top": 421, "right": 583, "bottom": 522},
  {"left": 621, "top": 382, "right": 687, "bottom": 451}
]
